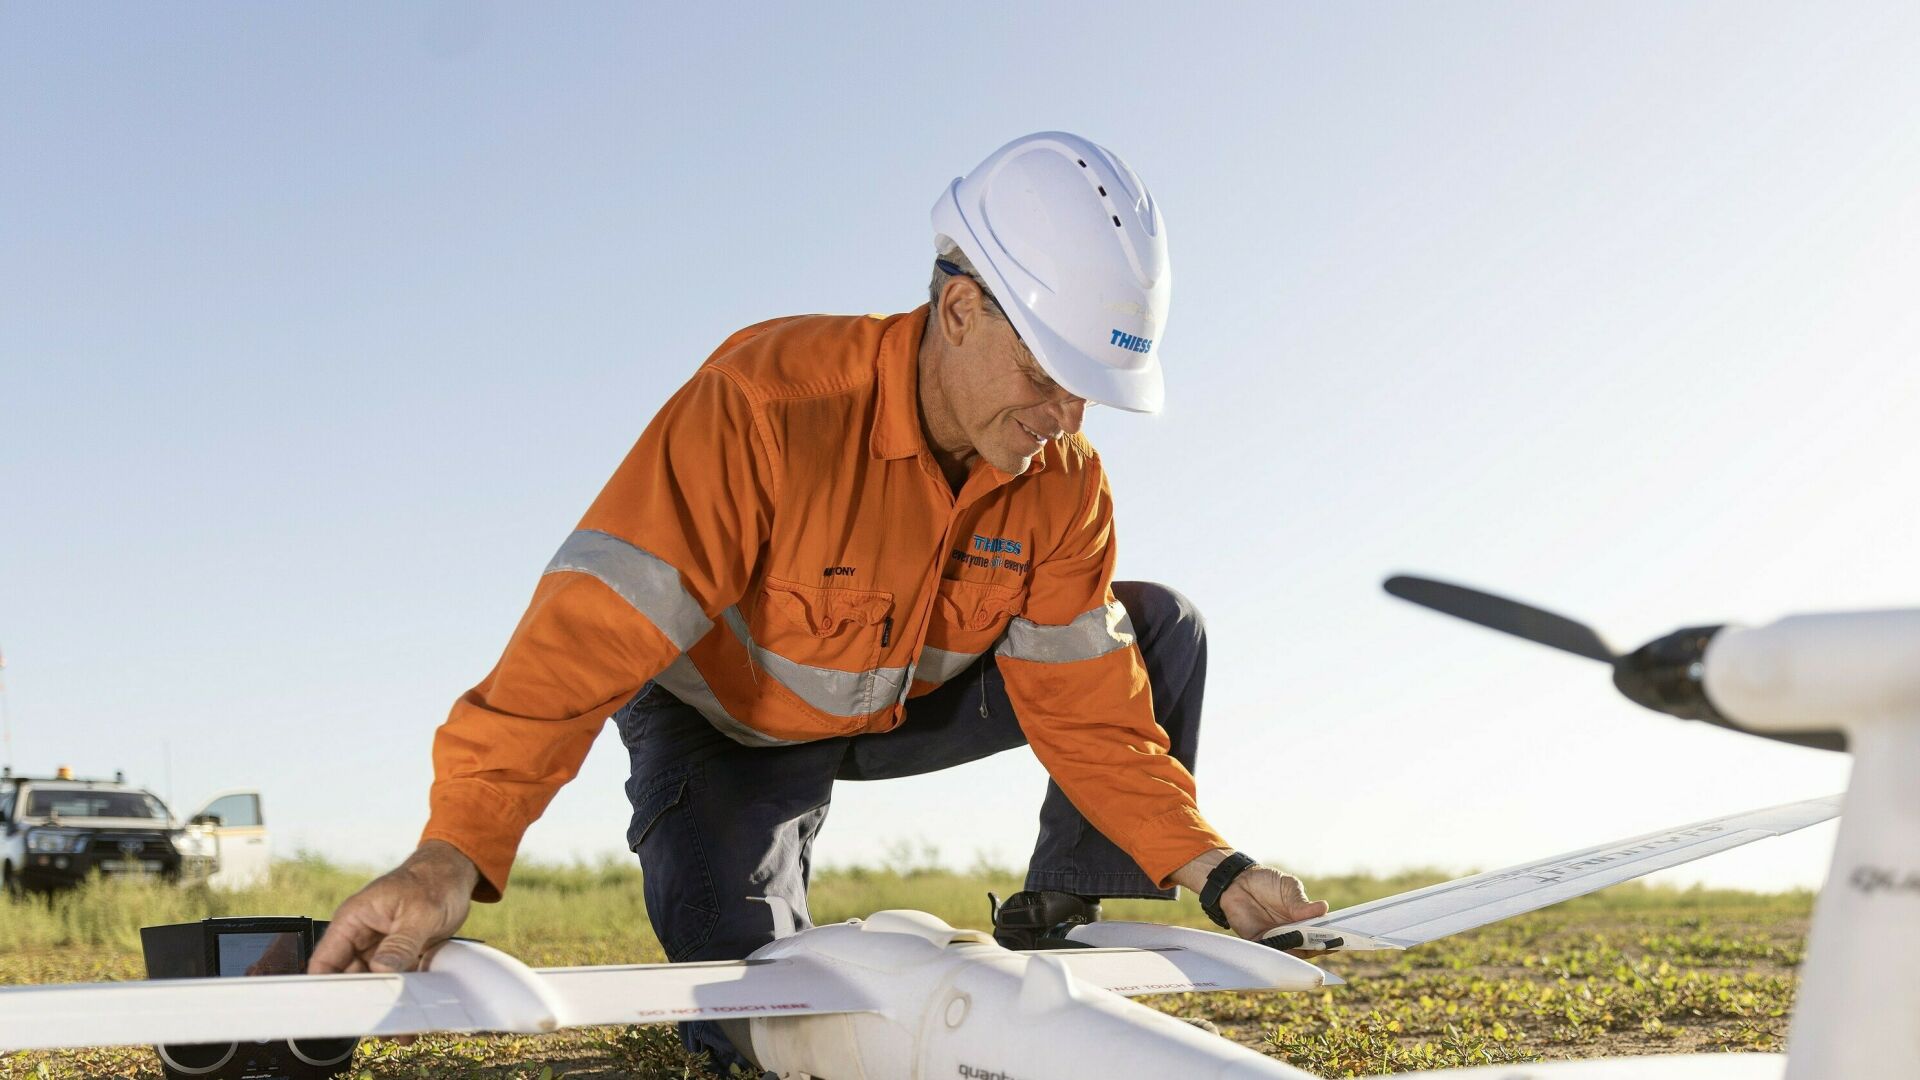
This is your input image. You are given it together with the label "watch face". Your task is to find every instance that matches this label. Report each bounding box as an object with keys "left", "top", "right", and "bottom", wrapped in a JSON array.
[{"left": 216, "top": 931, "right": 306, "bottom": 977}]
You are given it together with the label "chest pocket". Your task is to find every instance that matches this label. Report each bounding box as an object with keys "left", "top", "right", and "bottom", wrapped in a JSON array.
[
  {"left": 931, "top": 577, "right": 1025, "bottom": 649},
  {"left": 752, "top": 577, "right": 895, "bottom": 677}
]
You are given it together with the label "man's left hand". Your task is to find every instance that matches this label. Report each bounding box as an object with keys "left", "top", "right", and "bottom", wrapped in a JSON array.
[
  {"left": 1171, "top": 849, "right": 1330, "bottom": 954},
  {"left": 1216, "top": 864, "right": 1329, "bottom": 945}
]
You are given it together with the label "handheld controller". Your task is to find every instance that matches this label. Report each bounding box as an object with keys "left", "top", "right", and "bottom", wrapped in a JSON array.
[{"left": 141, "top": 917, "right": 357, "bottom": 1079}]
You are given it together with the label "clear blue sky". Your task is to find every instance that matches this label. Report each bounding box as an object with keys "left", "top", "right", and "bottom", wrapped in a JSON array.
[{"left": 5, "top": 3, "right": 1915, "bottom": 893}]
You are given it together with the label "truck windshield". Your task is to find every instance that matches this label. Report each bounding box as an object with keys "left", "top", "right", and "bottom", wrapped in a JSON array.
[{"left": 25, "top": 790, "right": 169, "bottom": 820}]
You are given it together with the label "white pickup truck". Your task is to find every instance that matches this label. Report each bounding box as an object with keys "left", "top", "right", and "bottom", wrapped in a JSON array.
[{"left": 0, "top": 770, "right": 269, "bottom": 893}]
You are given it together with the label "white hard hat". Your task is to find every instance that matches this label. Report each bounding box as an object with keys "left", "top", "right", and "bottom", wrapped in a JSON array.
[{"left": 931, "top": 131, "right": 1170, "bottom": 414}]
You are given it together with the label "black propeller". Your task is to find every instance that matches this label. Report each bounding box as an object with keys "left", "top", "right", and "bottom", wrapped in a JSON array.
[
  {"left": 1382, "top": 575, "right": 1617, "bottom": 663},
  {"left": 1383, "top": 574, "right": 1846, "bottom": 753}
]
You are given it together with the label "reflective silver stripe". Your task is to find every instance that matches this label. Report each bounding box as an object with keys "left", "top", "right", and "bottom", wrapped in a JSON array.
[
  {"left": 544, "top": 530, "right": 712, "bottom": 652},
  {"left": 897, "top": 659, "right": 917, "bottom": 705},
  {"left": 721, "top": 608, "right": 910, "bottom": 717},
  {"left": 915, "top": 645, "right": 985, "bottom": 686},
  {"left": 996, "top": 601, "right": 1136, "bottom": 664},
  {"left": 651, "top": 656, "right": 799, "bottom": 748}
]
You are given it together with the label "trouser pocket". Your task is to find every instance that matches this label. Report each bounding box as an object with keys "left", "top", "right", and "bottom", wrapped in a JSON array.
[{"left": 626, "top": 765, "right": 720, "bottom": 961}]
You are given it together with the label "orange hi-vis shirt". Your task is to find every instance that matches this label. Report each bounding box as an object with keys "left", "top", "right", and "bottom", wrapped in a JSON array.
[{"left": 424, "top": 307, "right": 1228, "bottom": 900}]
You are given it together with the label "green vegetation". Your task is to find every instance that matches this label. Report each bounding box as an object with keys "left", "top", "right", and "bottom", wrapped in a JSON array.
[{"left": 0, "top": 856, "right": 1811, "bottom": 1078}]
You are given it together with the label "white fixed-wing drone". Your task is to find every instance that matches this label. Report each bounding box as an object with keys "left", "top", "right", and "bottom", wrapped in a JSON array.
[{"left": 0, "top": 578, "right": 1906, "bottom": 1080}]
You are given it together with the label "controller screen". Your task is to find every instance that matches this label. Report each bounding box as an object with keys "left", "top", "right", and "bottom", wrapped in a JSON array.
[{"left": 217, "top": 931, "right": 306, "bottom": 977}]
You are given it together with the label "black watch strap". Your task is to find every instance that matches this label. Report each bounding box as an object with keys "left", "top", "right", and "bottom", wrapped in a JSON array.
[{"left": 1199, "top": 851, "right": 1257, "bottom": 929}]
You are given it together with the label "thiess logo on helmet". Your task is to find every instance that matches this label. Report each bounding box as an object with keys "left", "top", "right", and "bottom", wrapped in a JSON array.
[{"left": 1109, "top": 329, "right": 1153, "bottom": 354}]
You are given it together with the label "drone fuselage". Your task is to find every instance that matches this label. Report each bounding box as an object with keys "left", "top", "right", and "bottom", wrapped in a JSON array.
[{"left": 739, "top": 910, "right": 1319, "bottom": 1080}]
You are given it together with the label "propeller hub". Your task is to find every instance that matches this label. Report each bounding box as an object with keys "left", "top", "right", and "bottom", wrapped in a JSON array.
[{"left": 1611, "top": 626, "right": 1727, "bottom": 722}]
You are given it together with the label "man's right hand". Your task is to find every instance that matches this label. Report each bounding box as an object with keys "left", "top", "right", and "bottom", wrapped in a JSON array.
[{"left": 308, "top": 840, "right": 480, "bottom": 975}]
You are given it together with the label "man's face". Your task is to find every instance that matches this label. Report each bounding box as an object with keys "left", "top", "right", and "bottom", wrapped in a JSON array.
[{"left": 941, "top": 289, "right": 1088, "bottom": 477}]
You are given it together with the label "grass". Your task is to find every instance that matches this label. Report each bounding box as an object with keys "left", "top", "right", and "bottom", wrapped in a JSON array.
[{"left": 0, "top": 857, "right": 1811, "bottom": 1078}]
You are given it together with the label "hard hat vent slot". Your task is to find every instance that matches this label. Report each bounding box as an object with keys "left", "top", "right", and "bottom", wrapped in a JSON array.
[
  {"left": 1112, "top": 215, "right": 1122, "bottom": 227},
  {"left": 1077, "top": 159, "right": 1087, "bottom": 167},
  {"left": 1097, "top": 186, "right": 1106, "bottom": 196}
]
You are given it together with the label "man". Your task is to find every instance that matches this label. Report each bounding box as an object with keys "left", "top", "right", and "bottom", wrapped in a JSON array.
[{"left": 311, "top": 131, "right": 1329, "bottom": 1071}]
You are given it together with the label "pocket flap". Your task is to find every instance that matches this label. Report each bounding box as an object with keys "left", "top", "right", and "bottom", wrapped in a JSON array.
[
  {"left": 762, "top": 578, "right": 893, "bottom": 637},
  {"left": 628, "top": 775, "right": 690, "bottom": 851},
  {"left": 936, "top": 579, "right": 1025, "bottom": 632}
]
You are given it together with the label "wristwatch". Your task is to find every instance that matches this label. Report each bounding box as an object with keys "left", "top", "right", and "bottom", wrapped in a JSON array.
[{"left": 1199, "top": 851, "right": 1257, "bottom": 929}]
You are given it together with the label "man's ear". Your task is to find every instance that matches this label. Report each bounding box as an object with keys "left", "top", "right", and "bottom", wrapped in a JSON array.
[{"left": 936, "top": 276, "right": 986, "bottom": 348}]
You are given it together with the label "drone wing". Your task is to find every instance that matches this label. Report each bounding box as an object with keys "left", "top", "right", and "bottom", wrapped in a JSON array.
[
  {"left": 1265, "top": 794, "right": 1840, "bottom": 953},
  {"left": 0, "top": 940, "right": 878, "bottom": 1052}
]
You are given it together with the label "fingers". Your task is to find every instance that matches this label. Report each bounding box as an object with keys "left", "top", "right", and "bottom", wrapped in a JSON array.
[
  {"left": 308, "top": 853, "right": 473, "bottom": 977},
  {"left": 309, "top": 898, "right": 420, "bottom": 976},
  {"left": 1265, "top": 871, "right": 1328, "bottom": 922},
  {"left": 308, "top": 916, "right": 380, "bottom": 975},
  {"left": 1221, "top": 866, "right": 1334, "bottom": 941},
  {"left": 370, "top": 930, "right": 430, "bottom": 974},
  {"left": 1276, "top": 874, "right": 1310, "bottom": 906}
]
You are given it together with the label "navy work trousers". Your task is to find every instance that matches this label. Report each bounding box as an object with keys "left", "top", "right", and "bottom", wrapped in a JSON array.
[{"left": 610, "top": 580, "right": 1208, "bottom": 1071}]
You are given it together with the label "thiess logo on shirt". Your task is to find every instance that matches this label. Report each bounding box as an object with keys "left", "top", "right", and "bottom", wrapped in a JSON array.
[{"left": 952, "top": 534, "right": 1029, "bottom": 574}]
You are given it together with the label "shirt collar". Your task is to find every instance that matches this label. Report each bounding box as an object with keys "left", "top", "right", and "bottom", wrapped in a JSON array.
[{"left": 871, "top": 306, "right": 931, "bottom": 460}]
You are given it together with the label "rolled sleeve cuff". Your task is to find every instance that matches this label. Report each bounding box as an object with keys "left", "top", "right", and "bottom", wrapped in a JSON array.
[
  {"left": 422, "top": 779, "right": 528, "bottom": 903},
  {"left": 1126, "top": 804, "right": 1231, "bottom": 889}
]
